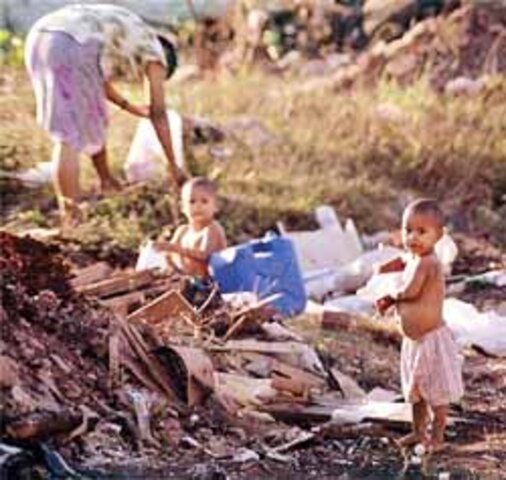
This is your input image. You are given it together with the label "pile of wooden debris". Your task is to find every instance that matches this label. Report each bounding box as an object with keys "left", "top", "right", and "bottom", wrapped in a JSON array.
[{"left": 0, "top": 231, "right": 454, "bottom": 477}]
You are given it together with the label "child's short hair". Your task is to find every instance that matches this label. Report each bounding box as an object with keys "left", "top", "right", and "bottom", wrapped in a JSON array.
[
  {"left": 181, "top": 176, "right": 217, "bottom": 197},
  {"left": 404, "top": 198, "right": 444, "bottom": 228}
]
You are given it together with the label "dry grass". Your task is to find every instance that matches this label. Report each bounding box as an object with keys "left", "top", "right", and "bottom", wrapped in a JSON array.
[{"left": 1, "top": 66, "right": 505, "bottom": 250}]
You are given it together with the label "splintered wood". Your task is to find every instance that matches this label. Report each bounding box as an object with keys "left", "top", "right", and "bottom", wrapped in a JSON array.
[
  {"left": 127, "top": 289, "right": 199, "bottom": 337},
  {"left": 69, "top": 262, "right": 428, "bottom": 432},
  {"left": 76, "top": 269, "right": 157, "bottom": 298}
]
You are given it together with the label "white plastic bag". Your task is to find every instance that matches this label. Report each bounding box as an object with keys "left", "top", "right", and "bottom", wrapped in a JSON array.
[
  {"left": 135, "top": 240, "right": 169, "bottom": 272},
  {"left": 434, "top": 233, "right": 458, "bottom": 276},
  {"left": 443, "top": 298, "right": 506, "bottom": 357},
  {"left": 124, "top": 109, "right": 185, "bottom": 183}
]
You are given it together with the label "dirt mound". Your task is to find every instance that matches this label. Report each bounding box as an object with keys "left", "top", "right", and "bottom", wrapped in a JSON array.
[
  {"left": 0, "top": 233, "right": 114, "bottom": 421},
  {"left": 326, "top": 4, "right": 506, "bottom": 92}
]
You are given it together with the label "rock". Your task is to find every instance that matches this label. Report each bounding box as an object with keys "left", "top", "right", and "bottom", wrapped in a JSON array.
[{"left": 0, "top": 355, "right": 19, "bottom": 388}]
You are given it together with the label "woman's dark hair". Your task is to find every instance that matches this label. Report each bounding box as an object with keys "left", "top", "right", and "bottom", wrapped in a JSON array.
[{"left": 157, "top": 35, "right": 178, "bottom": 79}]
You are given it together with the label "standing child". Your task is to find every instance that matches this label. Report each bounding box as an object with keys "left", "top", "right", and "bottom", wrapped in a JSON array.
[
  {"left": 376, "top": 199, "right": 463, "bottom": 453},
  {"left": 154, "top": 177, "right": 227, "bottom": 278}
]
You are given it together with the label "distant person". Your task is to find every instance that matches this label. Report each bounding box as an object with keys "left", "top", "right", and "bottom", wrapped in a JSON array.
[
  {"left": 154, "top": 177, "right": 227, "bottom": 278},
  {"left": 25, "top": 4, "right": 185, "bottom": 226},
  {"left": 375, "top": 199, "right": 463, "bottom": 453}
]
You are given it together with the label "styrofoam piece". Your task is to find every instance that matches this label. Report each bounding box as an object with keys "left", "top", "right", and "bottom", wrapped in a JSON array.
[
  {"left": 124, "top": 109, "right": 185, "bottom": 183},
  {"left": 361, "top": 230, "right": 391, "bottom": 249},
  {"left": 342, "top": 246, "right": 403, "bottom": 287},
  {"left": 315, "top": 205, "right": 343, "bottom": 232},
  {"left": 323, "top": 295, "right": 375, "bottom": 316},
  {"left": 434, "top": 233, "right": 458, "bottom": 276},
  {"left": 344, "top": 218, "right": 364, "bottom": 259},
  {"left": 135, "top": 240, "right": 169, "bottom": 272},
  {"left": 284, "top": 226, "right": 361, "bottom": 273},
  {"left": 357, "top": 272, "right": 404, "bottom": 302},
  {"left": 443, "top": 298, "right": 506, "bottom": 357},
  {"left": 303, "top": 268, "right": 341, "bottom": 300}
]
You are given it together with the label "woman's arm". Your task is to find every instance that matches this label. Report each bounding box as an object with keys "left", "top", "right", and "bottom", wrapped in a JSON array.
[
  {"left": 144, "top": 62, "right": 187, "bottom": 191},
  {"left": 104, "top": 81, "right": 149, "bottom": 117}
]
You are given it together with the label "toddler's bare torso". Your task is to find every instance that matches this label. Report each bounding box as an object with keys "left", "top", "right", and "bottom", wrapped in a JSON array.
[{"left": 397, "top": 254, "right": 445, "bottom": 340}]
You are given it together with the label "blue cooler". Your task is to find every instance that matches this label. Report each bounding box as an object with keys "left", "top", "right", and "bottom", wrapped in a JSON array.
[{"left": 210, "top": 235, "right": 306, "bottom": 317}]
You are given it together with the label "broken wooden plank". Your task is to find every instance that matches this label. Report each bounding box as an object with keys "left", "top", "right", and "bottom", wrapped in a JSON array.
[
  {"left": 231, "top": 293, "right": 284, "bottom": 319},
  {"left": 155, "top": 346, "right": 215, "bottom": 407},
  {"left": 70, "top": 262, "right": 113, "bottom": 288},
  {"left": 121, "top": 353, "right": 165, "bottom": 395},
  {"left": 109, "top": 328, "right": 122, "bottom": 389},
  {"left": 209, "top": 340, "right": 310, "bottom": 355},
  {"left": 315, "top": 421, "right": 387, "bottom": 440},
  {"left": 223, "top": 315, "right": 248, "bottom": 341},
  {"left": 6, "top": 410, "right": 82, "bottom": 441},
  {"left": 208, "top": 340, "right": 325, "bottom": 376},
  {"left": 115, "top": 314, "right": 185, "bottom": 412},
  {"left": 271, "top": 375, "right": 309, "bottom": 397},
  {"left": 262, "top": 402, "right": 337, "bottom": 423},
  {"left": 263, "top": 399, "right": 416, "bottom": 426},
  {"left": 240, "top": 351, "right": 326, "bottom": 389},
  {"left": 127, "top": 289, "right": 199, "bottom": 326},
  {"left": 101, "top": 291, "right": 146, "bottom": 317},
  {"left": 76, "top": 269, "right": 156, "bottom": 298},
  {"left": 270, "top": 430, "right": 315, "bottom": 453},
  {"left": 329, "top": 367, "right": 366, "bottom": 399}
]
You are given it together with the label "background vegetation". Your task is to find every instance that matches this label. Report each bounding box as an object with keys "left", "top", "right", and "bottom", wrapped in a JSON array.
[{"left": 1, "top": 34, "right": 505, "bottom": 256}]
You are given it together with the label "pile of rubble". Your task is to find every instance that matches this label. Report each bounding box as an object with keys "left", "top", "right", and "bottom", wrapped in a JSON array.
[
  {"left": 297, "top": 3, "right": 506, "bottom": 93},
  {"left": 1, "top": 231, "right": 422, "bottom": 477}
]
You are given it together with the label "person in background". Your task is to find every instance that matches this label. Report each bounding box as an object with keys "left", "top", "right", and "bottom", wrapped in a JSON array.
[
  {"left": 154, "top": 177, "right": 227, "bottom": 278},
  {"left": 25, "top": 4, "right": 186, "bottom": 225},
  {"left": 376, "top": 198, "right": 464, "bottom": 454}
]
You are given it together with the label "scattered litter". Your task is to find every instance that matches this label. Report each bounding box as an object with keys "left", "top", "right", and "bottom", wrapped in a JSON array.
[
  {"left": 125, "top": 109, "right": 185, "bottom": 183},
  {"left": 435, "top": 233, "right": 459, "bottom": 276},
  {"left": 230, "top": 448, "right": 260, "bottom": 463},
  {"left": 444, "top": 298, "right": 506, "bottom": 357},
  {"left": 1, "top": 160, "right": 54, "bottom": 187},
  {"left": 466, "top": 269, "right": 506, "bottom": 288},
  {"left": 135, "top": 240, "right": 170, "bottom": 272},
  {"left": 445, "top": 76, "right": 484, "bottom": 96}
]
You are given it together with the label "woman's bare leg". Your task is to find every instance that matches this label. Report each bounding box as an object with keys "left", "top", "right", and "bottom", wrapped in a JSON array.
[
  {"left": 90, "top": 147, "right": 122, "bottom": 192},
  {"left": 430, "top": 405, "right": 448, "bottom": 452},
  {"left": 52, "top": 141, "right": 81, "bottom": 224},
  {"left": 397, "top": 399, "right": 429, "bottom": 447}
]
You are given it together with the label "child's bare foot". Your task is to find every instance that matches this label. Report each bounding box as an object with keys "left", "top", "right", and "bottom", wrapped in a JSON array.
[
  {"left": 395, "top": 432, "right": 422, "bottom": 448},
  {"left": 427, "top": 439, "right": 450, "bottom": 454}
]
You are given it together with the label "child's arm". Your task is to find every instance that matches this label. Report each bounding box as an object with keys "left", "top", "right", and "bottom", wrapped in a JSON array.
[
  {"left": 393, "top": 257, "right": 429, "bottom": 301},
  {"left": 165, "top": 223, "right": 227, "bottom": 265},
  {"left": 153, "top": 225, "right": 186, "bottom": 253},
  {"left": 376, "top": 257, "right": 430, "bottom": 315}
]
